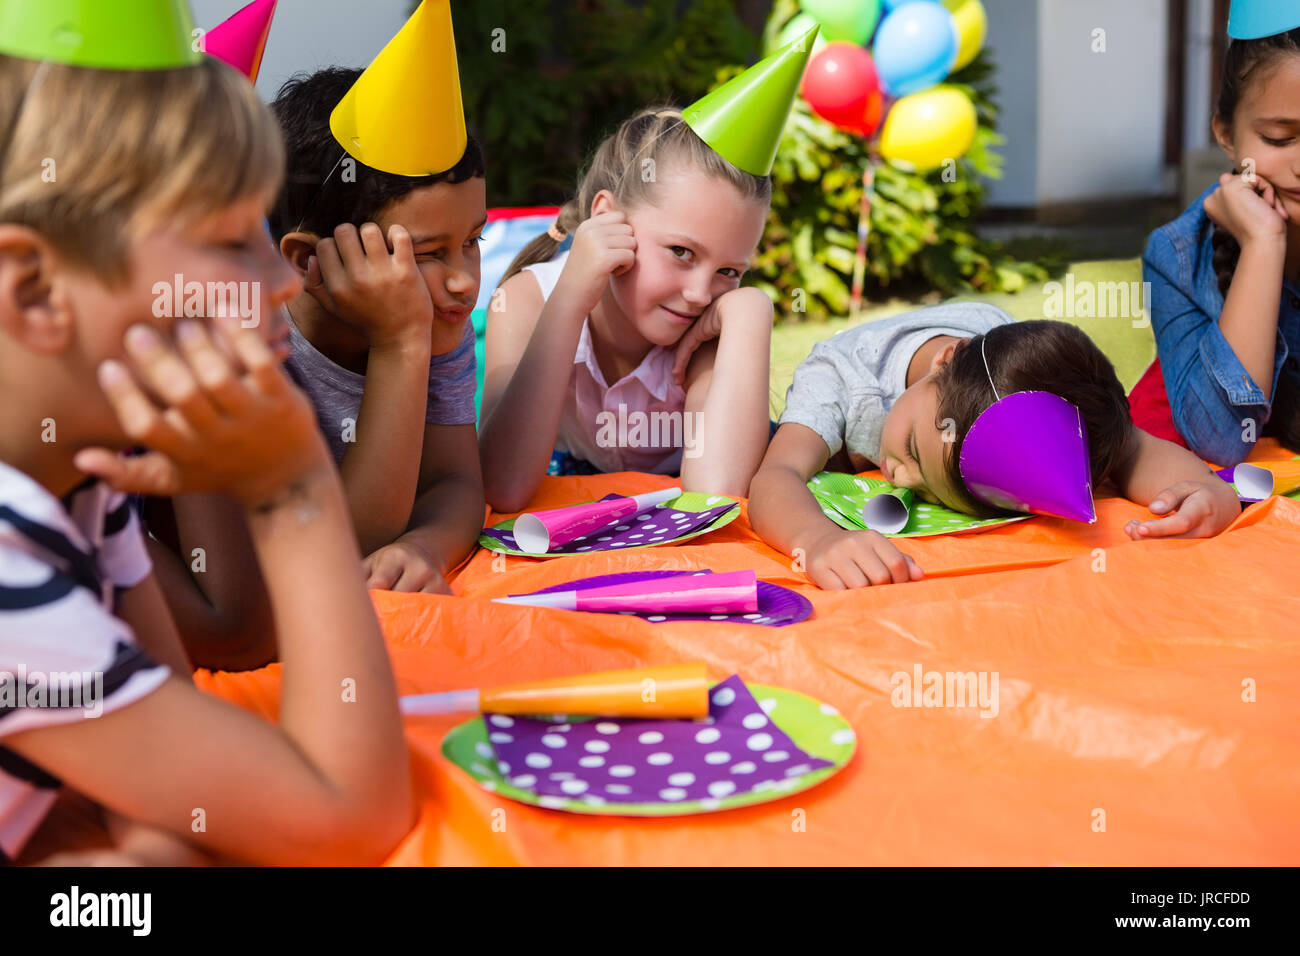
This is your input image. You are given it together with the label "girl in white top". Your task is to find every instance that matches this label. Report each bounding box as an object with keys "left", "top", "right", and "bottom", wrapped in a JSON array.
[{"left": 480, "top": 107, "right": 776, "bottom": 512}]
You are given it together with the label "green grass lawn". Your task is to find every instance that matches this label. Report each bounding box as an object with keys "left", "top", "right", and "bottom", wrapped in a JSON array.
[{"left": 769, "top": 258, "right": 1151, "bottom": 418}]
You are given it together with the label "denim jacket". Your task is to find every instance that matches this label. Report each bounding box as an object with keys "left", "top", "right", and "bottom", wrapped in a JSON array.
[{"left": 1143, "top": 184, "right": 1300, "bottom": 466}]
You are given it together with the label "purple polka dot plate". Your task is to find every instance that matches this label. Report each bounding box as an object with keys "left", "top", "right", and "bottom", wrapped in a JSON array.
[
  {"left": 479, "top": 492, "right": 740, "bottom": 557},
  {"left": 442, "top": 675, "right": 855, "bottom": 815}
]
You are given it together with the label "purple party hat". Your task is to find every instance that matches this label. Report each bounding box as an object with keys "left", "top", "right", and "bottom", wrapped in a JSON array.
[{"left": 958, "top": 390, "right": 1096, "bottom": 523}]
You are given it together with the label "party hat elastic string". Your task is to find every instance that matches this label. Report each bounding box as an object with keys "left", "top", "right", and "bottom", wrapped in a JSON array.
[
  {"left": 290, "top": 147, "right": 352, "bottom": 235},
  {"left": 979, "top": 329, "right": 1001, "bottom": 402}
]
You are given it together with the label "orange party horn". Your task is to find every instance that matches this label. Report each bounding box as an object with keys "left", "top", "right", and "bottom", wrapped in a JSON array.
[{"left": 399, "top": 663, "right": 709, "bottom": 719}]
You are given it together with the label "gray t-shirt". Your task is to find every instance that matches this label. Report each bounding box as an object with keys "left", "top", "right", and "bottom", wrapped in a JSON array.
[
  {"left": 285, "top": 318, "right": 478, "bottom": 464},
  {"left": 779, "top": 303, "right": 1013, "bottom": 470}
]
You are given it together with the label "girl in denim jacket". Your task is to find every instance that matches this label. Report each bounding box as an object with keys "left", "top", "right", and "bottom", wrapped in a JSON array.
[{"left": 1142, "top": 28, "right": 1300, "bottom": 465}]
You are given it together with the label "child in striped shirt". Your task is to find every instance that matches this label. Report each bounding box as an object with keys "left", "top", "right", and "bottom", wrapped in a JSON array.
[{"left": 0, "top": 53, "right": 411, "bottom": 864}]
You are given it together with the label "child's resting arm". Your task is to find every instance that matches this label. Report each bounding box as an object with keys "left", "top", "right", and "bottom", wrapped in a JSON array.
[
  {"left": 308, "top": 224, "right": 435, "bottom": 553},
  {"left": 750, "top": 423, "right": 921, "bottom": 589},
  {"left": 115, "top": 570, "right": 193, "bottom": 676},
  {"left": 363, "top": 421, "right": 484, "bottom": 593},
  {"left": 479, "top": 270, "right": 567, "bottom": 512},
  {"left": 677, "top": 287, "right": 774, "bottom": 497},
  {"left": 480, "top": 211, "right": 636, "bottom": 513},
  {"left": 143, "top": 493, "right": 277, "bottom": 671},
  {"left": 1205, "top": 172, "right": 1288, "bottom": 402},
  {"left": 1110, "top": 426, "right": 1243, "bottom": 539},
  {"left": 337, "top": 332, "right": 433, "bottom": 553},
  {"left": 1144, "top": 242, "right": 1274, "bottom": 466},
  {"left": 13, "top": 319, "right": 413, "bottom": 864}
]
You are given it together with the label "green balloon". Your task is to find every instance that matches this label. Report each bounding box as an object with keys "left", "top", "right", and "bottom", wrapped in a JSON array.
[
  {"left": 801, "top": 0, "right": 883, "bottom": 46},
  {"left": 778, "top": 12, "right": 830, "bottom": 58}
]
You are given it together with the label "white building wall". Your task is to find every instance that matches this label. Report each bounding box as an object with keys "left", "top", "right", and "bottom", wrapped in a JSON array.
[
  {"left": 190, "top": 0, "right": 414, "bottom": 101},
  {"left": 1035, "top": 0, "right": 1167, "bottom": 204},
  {"left": 982, "top": 0, "right": 1040, "bottom": 207},
  {"left": 1184, "top": 0, "right": 1216, "bottom": 150}
]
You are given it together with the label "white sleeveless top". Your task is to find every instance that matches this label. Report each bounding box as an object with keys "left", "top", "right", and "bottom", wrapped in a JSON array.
[{"left": 521, "top": 251, "right": 688, "bottom": 474}]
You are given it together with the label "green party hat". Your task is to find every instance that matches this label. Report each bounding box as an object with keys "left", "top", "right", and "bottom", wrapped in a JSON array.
[
  {"left": 0, "top": 0, "right": 200, "bottom": 70},
  {"left": 682, "top": 23, "right": 819, "bottom": 176}
]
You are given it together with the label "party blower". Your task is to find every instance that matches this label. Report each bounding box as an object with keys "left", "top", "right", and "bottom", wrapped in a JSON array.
[
  {"left": 512, "top": 487, "right": 682, "bottom": 554},
  {"left": 863, "top": 487, "right": 914, "bottom": 534},
  {"left": 399, "top": 663, "right": 709, "bottom": 719},
  {"left": 494, "top": 569, "right": 758, "bottom": 615},
  {"left": 1216, "top": 460, "right": 1300, "bottom": 502}
]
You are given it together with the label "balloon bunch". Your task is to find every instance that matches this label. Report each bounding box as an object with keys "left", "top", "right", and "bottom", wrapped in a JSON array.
[{"left": 792, "top": 0, "right": 987, "bottom": 171}]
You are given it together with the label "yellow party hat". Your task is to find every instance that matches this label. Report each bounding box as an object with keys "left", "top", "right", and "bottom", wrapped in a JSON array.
[{"left": 329, "top": 0, "right": 467, "bottom": 176}]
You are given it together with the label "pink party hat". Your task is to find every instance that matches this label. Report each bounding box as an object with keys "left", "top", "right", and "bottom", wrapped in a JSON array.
[
  {"left": 958, "top": 390, "right": 1096, "bottom": 523},
  {"left": 204, "top": 0, "right": 277, "bottom": 82}
]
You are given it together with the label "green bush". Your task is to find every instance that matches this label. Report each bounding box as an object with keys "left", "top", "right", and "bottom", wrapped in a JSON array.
[
  {"left": 750, "top": 0, "right": 1047, "bottom": 322},
  {"left": 446, "top": 0, "right": 756, "bottom": 207},
  {"left": 443, "top": 0, "right": 1047, "bottom": 322}
]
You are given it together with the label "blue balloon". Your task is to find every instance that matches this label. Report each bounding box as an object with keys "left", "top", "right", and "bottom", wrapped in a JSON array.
[
  {"left": 881, "top": 0, "right": 937, "bottom": 9},
  {"left": 873, "top": 1, "right": 958, "bottom": 97}
]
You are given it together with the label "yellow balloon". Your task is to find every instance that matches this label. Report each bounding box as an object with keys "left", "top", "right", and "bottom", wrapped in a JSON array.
[
  {"left": 879, "top": 86, "right": 977, "bottom": 172},
  {"left": 943, "top": 0, "right": 988, "bottom": 72}
]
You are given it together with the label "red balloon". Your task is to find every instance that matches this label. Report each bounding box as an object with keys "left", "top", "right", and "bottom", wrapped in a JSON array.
[
  {"left": 801, "top": 41, "right": 882, "bottom": 137},
  {"left": 859, "top": 89, "right": 884, "bottom": 138}
]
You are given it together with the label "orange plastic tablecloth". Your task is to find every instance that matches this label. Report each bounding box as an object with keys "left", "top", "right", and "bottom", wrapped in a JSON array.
[{"left": 195, "top": 441, "right": 1300, "bottom": 865}]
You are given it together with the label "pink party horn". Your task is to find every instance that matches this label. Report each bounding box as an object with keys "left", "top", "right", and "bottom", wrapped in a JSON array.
[
  {"left": 494, "top": 569, "right": 758, "bottom": 615},
  {"left": 512, "top": 487, "right": 682, "bottom": 554},
  {"left": 959, "top": 390, "right": 1096, "bottom": 523},
  {"left": 204, "top": 0, "right": 277, "bottom": 82},
  {"left": 1215, "top": 463, "right": 1273, "bottom": 502}
]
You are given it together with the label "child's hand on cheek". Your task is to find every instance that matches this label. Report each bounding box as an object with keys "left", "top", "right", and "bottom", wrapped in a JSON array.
[
  {"left": 362, "top": 539, "right": 451, "bottom": 594},
  {"left": 671, "top": 287, "right": 773, "bottom": 385},
  {"left": 1124, "top": 478, "right": 1242, "bottom": 540},
  {"left": 74, "top": 318, "right": 331, "bottom": 510},
  {"left": 306, "top": 222, "right": 435, "bottom": 352},
  {"left": 1204, "top": 171, "right": 1289, "bottom": 246},
  {"left": 554, "top": 211, "right": 636, "bottom": 317}
]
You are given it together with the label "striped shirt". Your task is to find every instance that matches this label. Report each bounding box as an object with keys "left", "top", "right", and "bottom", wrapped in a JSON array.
[{"left": 0, "top": 461, "right": 170, "bottom": 862}]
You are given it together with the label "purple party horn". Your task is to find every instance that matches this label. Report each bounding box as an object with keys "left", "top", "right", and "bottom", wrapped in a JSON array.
[
  {"left": 958, "top": 390, "right": 1096, "bottom": 523},
  {"left": 1215, "top": 463, "right": 1273, "bottom": 503}
]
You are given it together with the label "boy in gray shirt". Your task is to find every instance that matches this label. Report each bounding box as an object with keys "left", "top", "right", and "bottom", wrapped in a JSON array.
[
  {"left": 750, "top": 305, "right": 1243, "bottom": 591},
  {"left": 141, "top": 68, "right": 488, "bottom": 668}
]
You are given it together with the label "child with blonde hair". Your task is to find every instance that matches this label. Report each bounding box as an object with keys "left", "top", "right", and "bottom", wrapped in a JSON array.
[
  {"left": 480, "top": 36, "right": 816, "bottom": 510},
  {"left": 0, "top": 42, "right": 410, "bottom": 863},
  {"left": 481, "top": 105, "right": 776, "bottom": 510}
]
